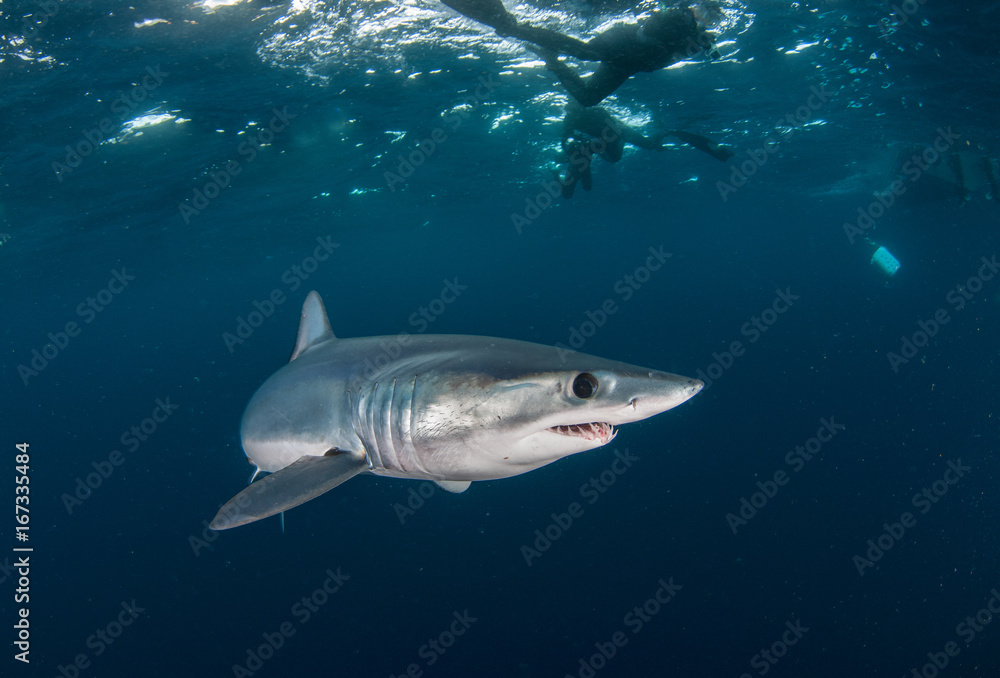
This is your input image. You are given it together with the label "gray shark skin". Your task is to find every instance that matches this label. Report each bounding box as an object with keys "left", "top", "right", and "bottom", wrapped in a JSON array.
[{"left": 210, "top": 291, "right": 703, "bottom": 530}]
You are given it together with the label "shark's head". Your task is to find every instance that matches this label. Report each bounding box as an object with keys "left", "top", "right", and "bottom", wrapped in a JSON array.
[{"left": 403, "top": 341, "right": 704, "bottom": 479}]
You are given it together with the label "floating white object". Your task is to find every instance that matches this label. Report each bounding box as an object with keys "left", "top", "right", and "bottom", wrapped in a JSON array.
[{"left": 871, "top": 246, "right": 901, "bottom": 277}]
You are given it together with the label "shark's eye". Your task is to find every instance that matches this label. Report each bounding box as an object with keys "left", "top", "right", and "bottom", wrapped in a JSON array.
[{"left": 572, "top": 373, "right": 599, "bottom": 399}]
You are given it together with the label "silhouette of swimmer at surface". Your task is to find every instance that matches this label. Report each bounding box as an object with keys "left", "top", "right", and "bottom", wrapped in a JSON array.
[
  {"left": 559, "top": 105, "right": 661, "bottom": 197},
  {"left": 560, "top": 139, "right": 595, "bottom": 198},
  {"left": 558, "top": 103, "right": 733, "bottom": 197},
  {"left": 564, "top": 103, "right": 662, "bottom": 163},
  {"left": 441, "top": 0, "right": 721, "bottom": 106}
]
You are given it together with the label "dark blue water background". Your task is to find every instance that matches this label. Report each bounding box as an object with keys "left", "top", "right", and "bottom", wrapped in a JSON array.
[{"left": 1, "top": 1, "right": 998, "bottom": 676}]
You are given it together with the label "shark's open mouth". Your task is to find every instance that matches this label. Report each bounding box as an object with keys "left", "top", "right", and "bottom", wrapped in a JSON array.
[{"left": 549, "top": 422, "right": 616, "bottom": 444}]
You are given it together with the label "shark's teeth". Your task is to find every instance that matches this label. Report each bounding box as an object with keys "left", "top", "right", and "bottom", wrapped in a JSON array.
[{"left": 549, "top": 422, "right": 615, "bottom": 443}]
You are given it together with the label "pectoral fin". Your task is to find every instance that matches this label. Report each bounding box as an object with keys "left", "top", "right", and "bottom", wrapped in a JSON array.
[{"left": 210, "top": 452, "right": 366, "bottom": 530}]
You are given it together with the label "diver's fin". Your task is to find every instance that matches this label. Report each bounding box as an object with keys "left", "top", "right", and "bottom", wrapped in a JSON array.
[
  {"left": 983, "top": 156, "right": 999, "bottom": 202},
  {"left": 667, "top": 130, "right": 734, "bottom": 162},
  {"left": 949, "top": 152, "right": 969, "bottom": 202},
  {"left": 434, "top": 479, "right": 472, "bottom": 493},
  {"left": 560, "top": 168, "right": 577, "bottom": 199},
  {"left": 440, "top": 0, "right": 516, "bottom": 31},
  {"left": 291, "top": 291, "right": 335, "bottom": 361},
  {"left": 210, "top": 452, "right": 366, "bottom": 530},
  {"left": 580, "top": 163, "right": 593, "bottom": 192}
]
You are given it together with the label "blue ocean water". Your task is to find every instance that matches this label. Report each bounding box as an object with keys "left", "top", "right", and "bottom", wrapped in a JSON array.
[{"left": 2, "top": 0, "right": 999, "bottom": 676}]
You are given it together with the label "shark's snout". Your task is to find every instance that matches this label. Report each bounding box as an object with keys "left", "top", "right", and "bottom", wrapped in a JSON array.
[
  {"left": 648, "top": 372, "right": 704, "bottom": 395},
  {"left": 684, "top": 377, "right": 705, "bottom": 396},
  {"left": 672, "top": 376, "right": 704, "bottom": 406},
  {"left": 623, "top": 373, "right": 703, "bottom": 419},
  {"left": 569, "top": 369, "right": 703, "bottom": 431}
]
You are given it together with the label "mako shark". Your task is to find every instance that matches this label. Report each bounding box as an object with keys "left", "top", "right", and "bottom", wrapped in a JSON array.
[{"left": 210, "top": 291, "right": 702, "bottom": 530}]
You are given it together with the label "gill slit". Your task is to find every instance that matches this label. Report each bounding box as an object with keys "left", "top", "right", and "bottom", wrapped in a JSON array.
[{"left": 405, "top": 374, "right": 434, "bottom": 477}]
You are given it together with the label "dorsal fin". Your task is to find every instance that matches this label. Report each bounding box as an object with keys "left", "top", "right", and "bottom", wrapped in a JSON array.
[{"left": 290, "top": 291, "right": 335, "bottom": 361}]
